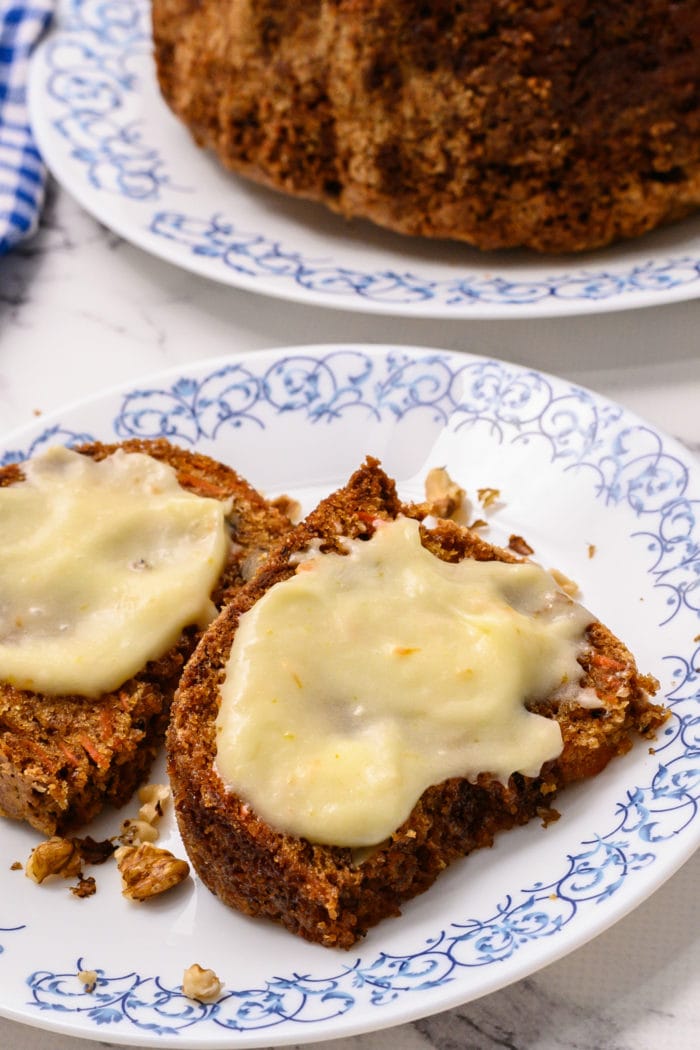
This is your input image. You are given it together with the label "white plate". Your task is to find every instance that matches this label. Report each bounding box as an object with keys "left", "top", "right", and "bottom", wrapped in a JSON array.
[
  {"left": 28, "top": 0, "right": 700, "bottom": 320},
  {"left": 0, "top": 343, "right": 698, "bottom": 1048}
]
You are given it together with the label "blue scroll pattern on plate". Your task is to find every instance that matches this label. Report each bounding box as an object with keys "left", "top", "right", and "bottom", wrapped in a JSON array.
[
  {"left": 3, "top": 347, "right": 698, "bottom": 1035},
  {"left": 46, "top": 0, "right": 167, "bottom": 201},
  {"left": 41, "top": 0, "right": 700, "bottom": 309},
  {"left": 147, "top": 211, "right": 700, "bottom": 307}
]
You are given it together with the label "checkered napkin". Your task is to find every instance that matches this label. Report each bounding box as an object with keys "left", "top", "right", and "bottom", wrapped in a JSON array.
[{"left": 0, "top": 2, "right": 54, "bottom": 255}]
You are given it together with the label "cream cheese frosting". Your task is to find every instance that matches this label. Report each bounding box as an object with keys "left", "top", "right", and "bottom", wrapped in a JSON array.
[
  {"left": 0, "top": 446, "right": 229, "bottom": 696},
  {"left": 215, "top": 516, "right": 593, "bottom": 848}
]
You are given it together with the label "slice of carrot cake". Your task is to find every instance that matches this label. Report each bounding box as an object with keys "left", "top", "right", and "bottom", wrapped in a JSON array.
[
  {"left": 0, "top": 438, "right": 291, "bottom": 835},
  {"left": 168, "top": 457, "right": 666, "bottom": 948}
]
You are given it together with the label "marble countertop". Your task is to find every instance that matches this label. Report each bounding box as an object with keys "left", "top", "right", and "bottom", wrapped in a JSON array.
[{"left": 0, "top": 183, "right": 698, "bottom": 1050}]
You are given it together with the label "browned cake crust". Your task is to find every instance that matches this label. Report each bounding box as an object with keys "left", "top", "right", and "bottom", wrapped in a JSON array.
[
  {"left": 168, "top": 458, "right": 667, "bottom": 949},
  {"left": 0, "top": 438, "right": 291, "bottom": 836},
  {"left": 152, "top": 0, "right": 700, "bottom": 253}
]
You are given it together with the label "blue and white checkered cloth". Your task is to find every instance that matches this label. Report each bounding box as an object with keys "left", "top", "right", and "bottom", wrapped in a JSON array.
[{"left": 1, "top": 2, "right": 54, "bottom": 255}]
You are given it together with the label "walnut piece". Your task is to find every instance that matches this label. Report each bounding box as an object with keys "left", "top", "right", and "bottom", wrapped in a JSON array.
[
  {"left": 77, "top": 969, "right": 98, "bottom": 993},
  {"left": 423, "top": 467, "right": 465, "bottom": 519},
  {"left": 119, "top": 818, "right": 159, "bottom": 846},
  {"left": 550, "top": 567, "right": 580, "bottom": 598},
  {"left": 115, "top": 842, "right": 190, "bottom": 901},
  {"left": 137, "top": 783, "right": 170, "bottom": 824},
  {"left": 118, "top": 783, "right": 171, "bottom": 844},
  {"left": 477, "top": 487, "right": 501, "bottom": 509},
  {"left": 508, "top": 534, "right": 535, "bottom": 556},
  {"left": 25, "top": 837, "right": 83, "bottom": 884},
  {"left": 74, "top": 835, "right": 116, "bottom": 865},
  {"left": 182, "top": 963, "right": 224, "bottom": 1002},
  {"left": 71, "top": 875, "right": 97, "bottom": 898}
]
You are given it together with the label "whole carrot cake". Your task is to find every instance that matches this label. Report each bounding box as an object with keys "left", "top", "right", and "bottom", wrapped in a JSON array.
[{"left": 152, "top": 0, "right": 700, "bottom": 252}]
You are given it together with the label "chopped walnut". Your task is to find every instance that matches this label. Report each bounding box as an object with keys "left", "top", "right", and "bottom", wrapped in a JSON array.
[
  {"left": 550, "top": 567, "right": 580, "bottom": 598},
  {"left": 77, "top": 969, "right": 98, "bottom": 993},
  {"left": 423, "top": 467, "right": 466, "bottom": 520},
  {"left": 74, "top": 835, "right": 116, "bottom": 866},
  {"left": 136, "top": 802, "right": 160, "bottom": 827},
  {"left": 138, "top": 782, "right": 170, "bottom": 810},
  {"left": 115, "top": 843, "right": 190, "bottom": 901},
  {"left": 118, "top": 783, "right": 171, "bottom": 845},
  {"left": 10, "top": 861, "right": 22, "bottom": 871},
  {"left": 25, "top": 837, "right": 83, "bottom": 884},
  {"left": 508, "top": 534, "right": 534, "bottom": 556},
  {"left": 71, "top": 875, "right": 97, "bottom": 899},
  {"left": 137, "top": 782, "right": 170, "bottom": 825},
  {"left": 119, "top": 818, "right": 159, "bottom": 846},
  {"left": 182, "top": 963, "right": 224, "bottom": 1003},
  {"left": 477, "top": 487, "right": 501, "bottom": 509},
  {"left": 537, "top": 806, "right": 561, "bottom": 827},
  {"left": 137, "top": 802, "right": 162, "bottom": 825}
]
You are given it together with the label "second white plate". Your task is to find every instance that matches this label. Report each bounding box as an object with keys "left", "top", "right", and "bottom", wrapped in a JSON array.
[{"left": 29, "top": 0, "right": 700, "bottom": 319}]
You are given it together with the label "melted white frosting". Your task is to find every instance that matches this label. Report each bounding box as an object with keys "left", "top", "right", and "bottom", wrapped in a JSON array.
[
  {"left": 0, "top": 447, "right": 229, "bottom": 696},
  {"left": 215, "top": 516, "right": 593, "bottom": 848}
]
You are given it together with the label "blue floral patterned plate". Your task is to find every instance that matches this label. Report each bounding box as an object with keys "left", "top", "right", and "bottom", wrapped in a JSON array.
[
  {"left": 1, "top": 344, "right": 698, "bottom": 1048},
  {"left": 28, "top": 0, "right": 700, "bottom": 319}
]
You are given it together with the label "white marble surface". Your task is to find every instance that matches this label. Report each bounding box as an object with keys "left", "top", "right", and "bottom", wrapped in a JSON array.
[{"left": 0, "top": 183, "right": 698, "bottom": 1050}]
